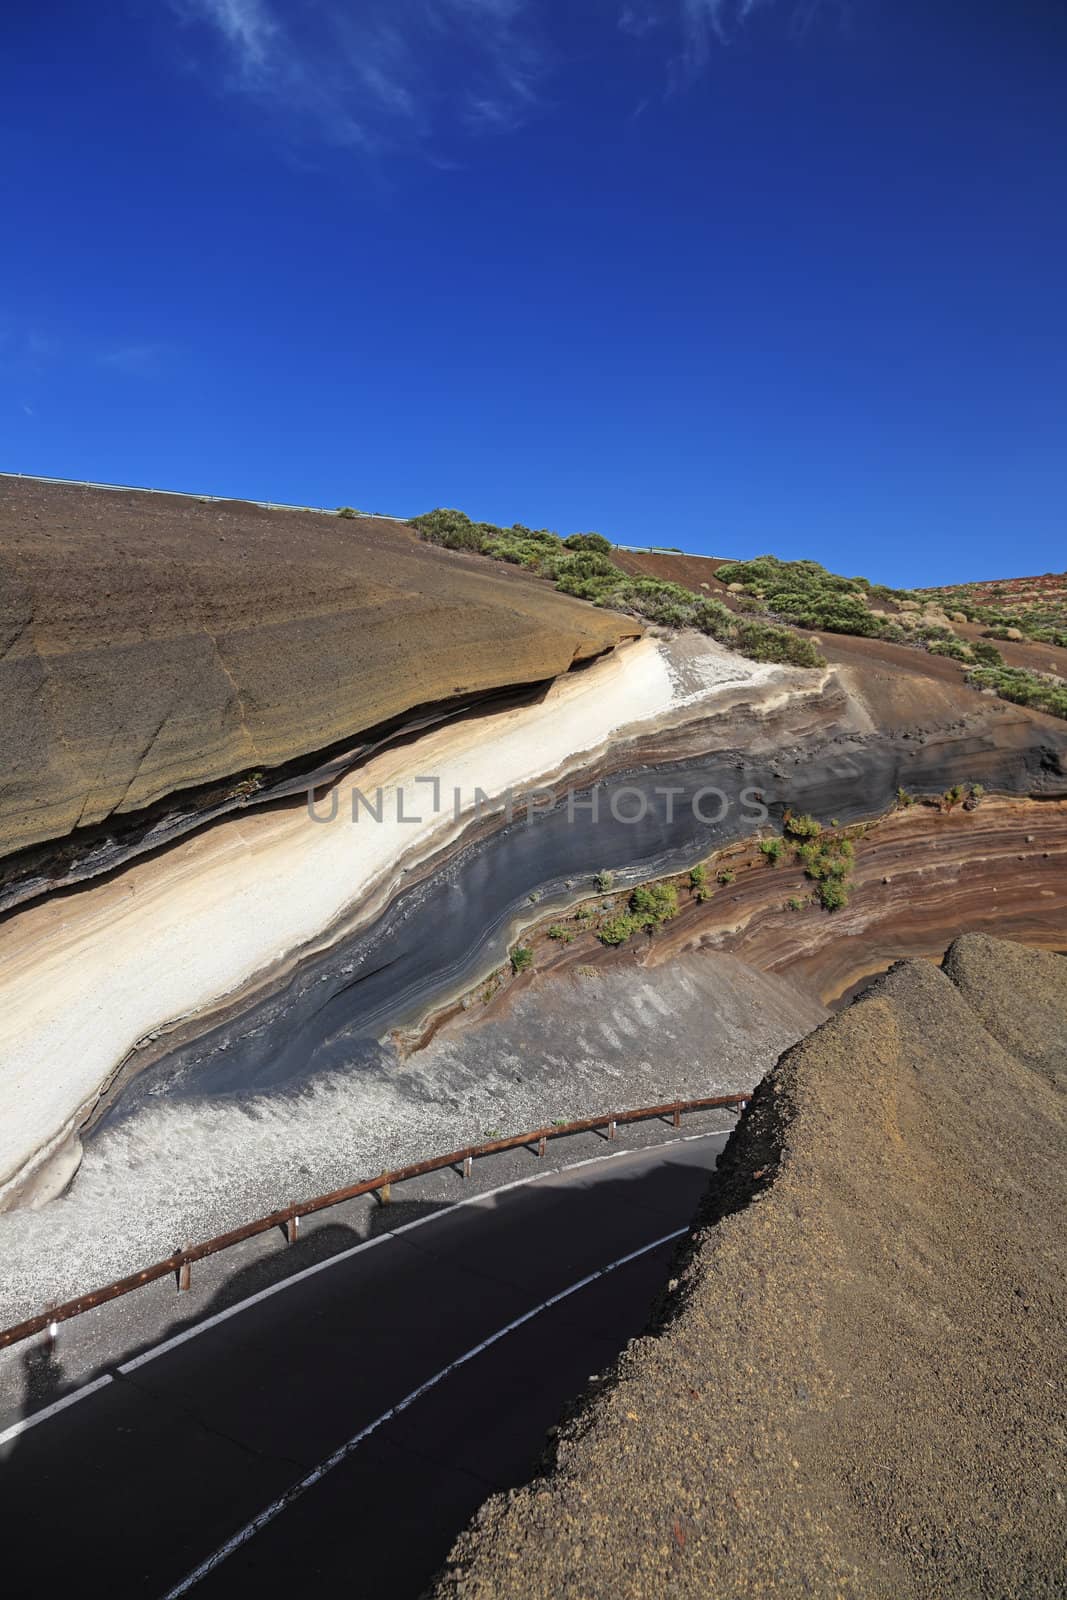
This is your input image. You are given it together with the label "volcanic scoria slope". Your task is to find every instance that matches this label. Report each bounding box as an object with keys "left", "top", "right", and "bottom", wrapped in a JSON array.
[{"left": 432, "top": 935, "right": 1067, "bottom": 1599}]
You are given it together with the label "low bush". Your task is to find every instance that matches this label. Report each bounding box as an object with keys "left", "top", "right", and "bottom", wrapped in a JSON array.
[
  {"left": 816, "top": 877, "right": 849, "bottom": 911},
  {"left": 597, "top": 912, "right": 642, "bottom": 946},
  {"left": 630, "top": 882, "right": 679, "bottom": 927},
  {"left": 967, "top": 665, "right": 1067, "bottom": 721},
  {"left": 510, "top": 945, "right": 534, "bottom": 973},
  {"left": 784, "top": 811, "right": 822, "bottom": 840},
  {"left": 563, "top": 532, "right": 612, "bottom": 554},
  {"left": 717, "top": 867, "right": 736, "bottom": 886},
  {"left": 926, "top": 637, "right": 973, "bottom": 662},
  {"left": 547, "top": 924, "right": 575, "bottom": 944},
  {"left": 759, "top": 837, "right": 786, "bottom": 865}
]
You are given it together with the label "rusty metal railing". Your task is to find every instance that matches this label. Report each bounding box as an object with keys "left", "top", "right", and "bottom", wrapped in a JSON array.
[{"left": 0, "top": 1092, "right": 748, "bottom": 1351}]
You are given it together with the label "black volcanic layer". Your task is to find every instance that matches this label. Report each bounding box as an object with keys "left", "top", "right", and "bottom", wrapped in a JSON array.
[{"left": 94, "top": 717, "right": 1067, "bottom": 1131}]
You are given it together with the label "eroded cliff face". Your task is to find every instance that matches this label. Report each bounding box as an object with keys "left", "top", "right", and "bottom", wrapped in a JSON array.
[
  {"left": 0, "top": 478, "right": 634, "bottom": 870},
  {"left": 1, "top": 603, "right": 1065, "bottom": 1225},
  {"left": 1, "top": 490, "right": 1066, "bottom": 1336},
  {"left": 430, "top": 939, "right": 1067, "bottom": 1600}
]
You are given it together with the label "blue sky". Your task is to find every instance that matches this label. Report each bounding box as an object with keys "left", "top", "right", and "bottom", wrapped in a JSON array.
[{"left": 3, "top": 0, "right": 1065, "bottom": 585}]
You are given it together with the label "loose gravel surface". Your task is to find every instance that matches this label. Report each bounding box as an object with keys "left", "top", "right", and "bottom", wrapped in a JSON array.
[{"left": 432, "top": 934, "right": 1067, "bottom": 1599}]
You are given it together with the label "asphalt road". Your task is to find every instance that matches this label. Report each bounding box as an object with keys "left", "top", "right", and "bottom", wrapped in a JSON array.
[{"left": 0, "top": 1132, "right": 725, "bottom": 1599}]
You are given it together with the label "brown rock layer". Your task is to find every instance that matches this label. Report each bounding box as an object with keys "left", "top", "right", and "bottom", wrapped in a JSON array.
[
  {"left": 0, "top": 478, "right": 634, "bottom": 862},
  {"left": 432, "top": 937, "right": 1067, "bottom": 1599},
  {"left": 655, "top": 796, "right": 1067, "bottom": 1004}
]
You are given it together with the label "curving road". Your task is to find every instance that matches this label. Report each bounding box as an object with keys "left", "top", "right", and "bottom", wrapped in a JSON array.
[{"left": 0, "top": 1133, "right": 726, "bottom": 1598}]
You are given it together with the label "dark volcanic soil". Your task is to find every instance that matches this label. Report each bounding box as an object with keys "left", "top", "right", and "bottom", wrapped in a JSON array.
[{"left": 432, "top": 935, "right": 1067, "bottom": 1599}]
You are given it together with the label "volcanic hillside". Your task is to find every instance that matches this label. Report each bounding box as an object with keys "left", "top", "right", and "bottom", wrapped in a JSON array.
[
  {"left": 433, "top": 934, "right": 1067, "bottom": 1600},
  {"left": 0, "top": 482, "right": 1064, "bottom": 1334}
]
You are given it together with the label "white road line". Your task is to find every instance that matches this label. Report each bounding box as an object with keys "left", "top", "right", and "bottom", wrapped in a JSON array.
[
  {"left": 161, "top": 1225, "right": 689, "bottom": 1599},
  {"left": 0, "top": 1375, "right": 113, "bottom": 1449},
  {"left": 3, "top": 1128, "right": 732, "bottom": 1437}
]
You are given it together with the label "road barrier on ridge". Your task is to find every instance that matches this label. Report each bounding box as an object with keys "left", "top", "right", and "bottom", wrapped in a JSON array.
[{"left": 0, "top": 1092, "right": 749, "bottom": 1351}]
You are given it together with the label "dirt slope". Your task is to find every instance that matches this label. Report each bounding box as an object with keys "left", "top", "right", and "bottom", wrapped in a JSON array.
[
  {"left": 0, "top": 479, "right": 634, "bottom": 862},
  {"left": 433, "top": 936, "right": 1067, "bottom": 1599}
]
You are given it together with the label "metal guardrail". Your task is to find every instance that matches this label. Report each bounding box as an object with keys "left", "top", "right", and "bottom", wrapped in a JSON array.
[
  {"left": 0, "top": 469, "right": 409, "bottom": 522},
  {"left": 0, "top": 1093, "right": 748, "bottom": 1351}
]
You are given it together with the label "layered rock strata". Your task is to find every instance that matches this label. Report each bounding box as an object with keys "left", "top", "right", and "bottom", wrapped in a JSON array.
[{"left": 0, "top": 478, "right": 633, "bottom": 866}]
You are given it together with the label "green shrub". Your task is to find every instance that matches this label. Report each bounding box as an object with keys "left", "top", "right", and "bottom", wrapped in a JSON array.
[
  {"left": 510, "top": 945, "right": 534, "bottom": 973},
  {"left": 786, "top": 896, "right": 805, "bottom": 911},
  {"left": 927, "top": 637, "right": 973, "bottom": 662},
  {"left": 759, "top": 837, "right": 786, "bottom": 865},
  {"left": 784, "top": 812, "right": 822, "bottom": 840},
  {"left": 816, "top": 878, "right": 849, "bottom": 911},
  {"left": 689, "top": 863, "right": 708, "bottom": 891},
  {"left": 967, "top": 665, "right": 1067, "bottom": 722},
  {"left": 597, "top": 913, "right": 642, "bottom": 946},
  {"left": 336, "top": 506, "right": 360, "bottom": 519},
  {"left": 563, "top": 532, "right": 612, "bottom": 553},
  {"left": 630, "top": 882, "right": 679, "bottom": 927},
  {"left": 410, "top": 508, "right": 491, "bottom": 553},
  {"left": 594, "top": 869, "right": 615, "bottom": 893},
  {"left": 717, "top": 867, "right": 736, "bottom": 886},
  {"left": 547, "top": 924, "right": 575, "bottom": 944},
  {"left": 971, "top": 638, "right": 1004, "bottom": 667},
  {"left": 896, "top": 787, "right": 915, "bottom": 808},
  {"left": 715, "top": 555, "right": 917, "bottom": 643}
]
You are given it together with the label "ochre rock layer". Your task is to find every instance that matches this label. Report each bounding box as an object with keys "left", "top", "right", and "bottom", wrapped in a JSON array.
[{"left": 0, "top": 479, "right": 634, "bottom": 861}]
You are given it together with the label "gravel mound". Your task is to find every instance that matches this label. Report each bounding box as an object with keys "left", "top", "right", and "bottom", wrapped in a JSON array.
[{"left": 432, "top": 935, "right": 1067, "bottom": 1599}]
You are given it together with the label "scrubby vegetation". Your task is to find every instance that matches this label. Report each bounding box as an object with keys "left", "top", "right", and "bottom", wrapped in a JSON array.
[
  {"left": 759, "top": 837, "right": 786, "bottom": 865},
  {"left": 920, "top": 572, "right": 1067, "bottom": 647},
  {"left": 409, "top": 510, "right": 825, "bottom": 669},
  {"left": 714, "top": 555, "right": 914, "bottom": 641},
  {"left": 716, "top": 554, "right": 1067, "bottom": 663},
  {"left": 510, "top": 945, "right": 534, "bottom": 973},
  {"left": 596, "top": 881, "right": 680, "bottom": 946},
  {"left": 967, "top": 664, "right": 1067, "bottom": 721},
  {"left": 971, "top": 638, "right": 1005, "bottom": 667}
]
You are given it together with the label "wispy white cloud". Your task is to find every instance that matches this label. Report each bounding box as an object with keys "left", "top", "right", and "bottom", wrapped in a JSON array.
[
  {"left": 176, "top": 0, "right": 278, "bottom": 76},
  {"left": 165, "top": 1, "right": 851, "bottom": 156},
  {"left": 167, "top": 0, "right": 547, "bottom": 153}
]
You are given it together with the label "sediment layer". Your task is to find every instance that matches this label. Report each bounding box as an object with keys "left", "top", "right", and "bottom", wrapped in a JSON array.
[
  {"left": 0, "top": 951, "right": 827, "bottom": 1323},
  {"left": 3, "top": 622, "right": 1066, "bottom": 1210},
  {"left": 0, "top": 478, "right": 634, "bottom": 863},
  {"left": 432, "top": 936, "right": 1067, "bottom": 1599},
  {"left": 0, "top": 635, "right": 790, "bottom": 1203}
]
